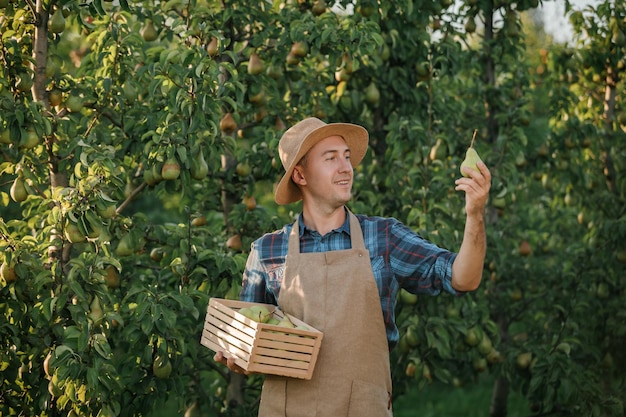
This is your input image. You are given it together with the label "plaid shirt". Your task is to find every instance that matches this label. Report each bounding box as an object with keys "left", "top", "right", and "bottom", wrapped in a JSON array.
[{"left": 241, "top": 209, "right": 461, "bottom": 349}]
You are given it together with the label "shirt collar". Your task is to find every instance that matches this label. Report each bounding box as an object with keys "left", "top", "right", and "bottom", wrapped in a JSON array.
[{"left": 297, "top": 208, "right": 351, "bottom": 237}]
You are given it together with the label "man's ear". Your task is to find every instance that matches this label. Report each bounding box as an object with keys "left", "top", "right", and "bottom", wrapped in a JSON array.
[{"left": 292, "top": 166, "right": 306, "bottom": 186}]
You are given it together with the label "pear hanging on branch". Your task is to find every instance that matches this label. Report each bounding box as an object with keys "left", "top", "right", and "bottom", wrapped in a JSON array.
[
  {"left": 141, "top": 20, "right": 158, "bottom": 42},
  {"left": 206, "top": 37, "right": 219, "bottom": 57},
  {"left": 10, "top": 176, "right": 28, "bottom": 202},
  {"left": 190, "top": 148, "right": 209, "bottom": 180},
  {"left": 219, "top": 112, "right": 237, "bottom": 134},
  {"left": 460, "top": 130, "right": 483, "bottom": 178},
  {"left": 48, "top": 8, "right": 66, "bottom": 34},
  {"left": 247, "top": 52, "right": 264, "bottom": 75}
]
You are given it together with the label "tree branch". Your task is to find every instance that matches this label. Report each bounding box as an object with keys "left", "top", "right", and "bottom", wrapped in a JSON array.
[{"left": 116, "top": 181, "right": 147, "bottom": 215}]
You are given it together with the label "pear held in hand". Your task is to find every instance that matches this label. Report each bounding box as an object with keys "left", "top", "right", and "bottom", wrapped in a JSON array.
[{"left": 460, "top": 130, "right": 483, "bottom": 178}]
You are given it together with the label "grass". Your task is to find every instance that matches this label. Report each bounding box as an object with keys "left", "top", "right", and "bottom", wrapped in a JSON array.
[
  {"left": 155, "top": 375, "right": 532, "bottom": 416},
  {"left": 393, "top": 376, "right": 531, "bottom": 417}
]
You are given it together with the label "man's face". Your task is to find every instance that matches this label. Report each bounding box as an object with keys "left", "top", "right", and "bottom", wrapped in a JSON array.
[{"left": 294, "top": 135, "right": 354, "bottom": 208}]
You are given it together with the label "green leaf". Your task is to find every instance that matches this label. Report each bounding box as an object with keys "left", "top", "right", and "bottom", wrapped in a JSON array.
[
  {"left": 432, "top": 366, "right": 451, "bottom": 384},
  {"left": 93, "top": 334, "right": 111, "bottom": 359},
  {"left": 176, "top": 146, "right": 188, "bottom": 164},
  {"left": 87, "top": 367, "right": 99, "bottom": 389},
  {"left": 77, "top": 324, "right": 90, "bottom": 352},
  {"left": 141, "top": 313, "right": 154, "bottom": 335},
  {"left": 54, "top": 345, "right": 74, "bottom": 360}
]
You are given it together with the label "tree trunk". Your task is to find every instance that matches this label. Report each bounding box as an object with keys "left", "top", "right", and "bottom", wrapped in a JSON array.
[
  {"left": 601, "top": 65, "right": 617, "bottom": 194},
  {"left": 490, "top": 377, "right": 509, "bottom": 417},
  {"left": 482, "top": 6, "right": 498, "bottom": 144},
  {"left": 226, "top": 372, "right": 246, "bottom": 409},
  {"left": 31, "top": 0, "right": 48, "bottom": 104},
  {"left": 490, "top": 315, "right": 511, "bottom": 417}
]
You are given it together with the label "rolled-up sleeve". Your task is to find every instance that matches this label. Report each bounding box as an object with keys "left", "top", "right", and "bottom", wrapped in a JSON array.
[
  {"left": 240, "top": 242, "right": 268, "bottom": 303},
  {"left": 388, "top": 220, "right": 461, "bottom": 296}
]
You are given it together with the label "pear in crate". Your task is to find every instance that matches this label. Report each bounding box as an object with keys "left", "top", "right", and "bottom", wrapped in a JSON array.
[
  {"left": 277, "top": 316, "right": 296, "bottom": 328},
  {"left": 239, "top": 305, "right": 272, "bottom": 323}
]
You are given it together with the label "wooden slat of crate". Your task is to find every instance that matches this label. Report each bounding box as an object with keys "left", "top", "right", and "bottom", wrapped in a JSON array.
[
  {"left": 201, "top": 328, "right": 251, "bottom": 370},
  {"left": 205, "top": 319, "right": 252, "bottom": 356},
  {"left": 256, "top": 338, "right": 315, "bottom": 355},
  {"left": 201, "top": 298, "right": 324, "bottom": 380},
  {"left": 201, "top": 299, "right": 258, "bottom": 369},
  {"left": 204, "top": 301, "right": 256, "bottom": 345},
  {"left": 254, "top": 347, "right": 311, "bottom": 362}
]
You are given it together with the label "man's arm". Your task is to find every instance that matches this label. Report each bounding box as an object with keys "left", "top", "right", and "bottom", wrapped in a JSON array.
[
  {"left": 214, "top": 241, "right": 266, "bottom": 374},
  {"left": 451, "top": 160, "right": 491, "bottom": 292}
]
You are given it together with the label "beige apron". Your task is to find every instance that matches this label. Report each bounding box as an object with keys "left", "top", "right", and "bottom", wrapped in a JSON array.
[{"left": 258, "top": 212, "right": 393, "bottom": 417}]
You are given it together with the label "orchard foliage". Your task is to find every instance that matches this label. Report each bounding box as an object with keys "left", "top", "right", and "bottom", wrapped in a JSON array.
[{"left": 0, "top": 0, "right": 625, "bottom": 416}]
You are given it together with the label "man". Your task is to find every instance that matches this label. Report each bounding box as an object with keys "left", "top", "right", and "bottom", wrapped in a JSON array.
[{"left": 214, "top": 117, "right": 491, "bottom": 416}]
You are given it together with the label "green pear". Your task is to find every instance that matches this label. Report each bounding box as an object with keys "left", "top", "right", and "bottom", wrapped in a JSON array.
[
  {"left": 460, "top": 130, "right": 483, "bottom": 177},
  {"left": 0, "top": 128, "right": 11, "bottom": 144},
  {"left": 238, "top": 307, "right": 255, "bottom": 321},
  {"left": 10, "top": 176, "right": 28, "bottom": 202},
  {"left": 0, "top": 262, "right": 17, "bottom": 283},
  {"left": 364, "top": 82, "right": 380, "bottom": 105},
  {"left": 460, "top": 147, "right": 483, "bottom": 177},
  {"left": 249, "top": 305, "right": 272, "bottom": 323},
  {"left": 48, "top": 9, "right": 66, "bottom": 34},
  {"left": 152, "top": 355, "right": 172, "bottom": 379},
  {"left": 65, "top": 221, "right": 86, "bottom": 244},
  {"left": 21, "top": 128, "right": 40, "bottom": 149},
  {"left": 206, "top": 37, "right": 219, "bottom": 57},
  {"left": 312, "top": 0, "right": 327, "bottom": 15},
  {"left": 247, "top": 52, "right": 264, "bottom": 75},
  {"left": 96, "top": 201, "right": 117, "bottom": 219},
  {"left": 478, "top": 334, "right": 493, "bottom": 355},
  {"left": 16, "top": 73, "right": 33, "bottom": 92},
  {"left": 465, "top": 17, "right": 477, "bottom": 33},
  {"left": 405, "top": 326, "right": 419, "bottom": 347},
  {"left": 123, "top": 82, "right": 137, "bottom": 101},
  {"left": 88, "top": 296, "right": 104, "bottom": 323},
  {"left": 141, "top": 20, "right": 158, "bottom": 42},
  {"left": 277, "top": 316, "right": 296, "bottom": 328},
  {"left": 190, "top": 149, "right": 209, "bottom": 180},
  {"left": 115, "top": 233, "right": 134, "bottom": 256},
  {"left": 239, "top": 305, "right": 271, "bottom": 323},
  {"left": 161, "top": 157, "right": 180, "bottom": 180},
  {"left": 66, "top": 95, "right": 83, "bottom": 113}
]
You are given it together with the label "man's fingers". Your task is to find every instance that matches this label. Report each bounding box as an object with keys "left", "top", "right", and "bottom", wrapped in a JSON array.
[
  {"left": 226, "top": 357, "right": 248, "bottom": 374},
  {"left": 214, "top": 351, "right": 248, "bottom": 375}
]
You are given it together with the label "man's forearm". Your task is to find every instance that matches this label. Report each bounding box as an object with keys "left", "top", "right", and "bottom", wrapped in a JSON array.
[{"left": 451, "top": 214, "right": 486, "bottom": 292}]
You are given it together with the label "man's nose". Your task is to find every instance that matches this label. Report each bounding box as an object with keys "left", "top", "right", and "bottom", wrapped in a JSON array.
[{"left": 339, "top": 158, "right": 352, "bottom": 172}]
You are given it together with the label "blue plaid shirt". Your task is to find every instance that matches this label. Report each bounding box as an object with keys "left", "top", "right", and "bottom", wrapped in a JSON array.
[{"left": 241, "top": 209, "right": 461, "bottom": 349}]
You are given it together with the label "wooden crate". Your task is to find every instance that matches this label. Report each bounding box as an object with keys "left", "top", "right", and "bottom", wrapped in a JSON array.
[{"left": 201, "top": 298, "right": 324, "bottom": 380}]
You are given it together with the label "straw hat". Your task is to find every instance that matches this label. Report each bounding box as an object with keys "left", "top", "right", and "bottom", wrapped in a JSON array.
[{"left": 274, "top": 117, "right": 369, "bottom": 205}]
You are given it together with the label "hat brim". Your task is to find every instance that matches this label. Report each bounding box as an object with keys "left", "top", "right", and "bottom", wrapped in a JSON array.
[{"left": 274, "top": 123, "right": 368, "bottom": 205}]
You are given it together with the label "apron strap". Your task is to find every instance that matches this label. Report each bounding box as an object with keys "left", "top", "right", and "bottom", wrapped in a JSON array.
[
  {"left": 348, "top": 211, "right": 366, "bottom": 251},
  {"left": 287, "top": 216, "right": 300, "bottom": 254}
]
